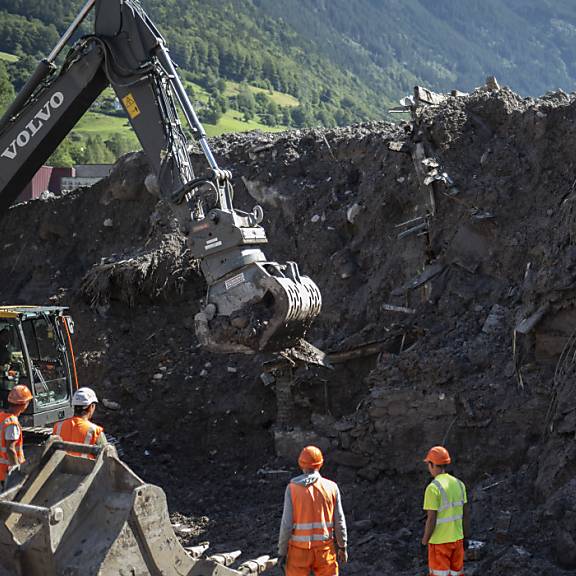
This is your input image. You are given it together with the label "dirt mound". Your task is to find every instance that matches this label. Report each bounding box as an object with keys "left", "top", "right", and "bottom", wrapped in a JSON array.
[{"left": 2, "top": 84, "right": 576, "bottom": 573}]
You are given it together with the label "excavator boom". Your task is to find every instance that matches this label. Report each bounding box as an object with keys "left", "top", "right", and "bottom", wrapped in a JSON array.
[{"left": 0, "top": 0, "right": 321, "bottom": 354}]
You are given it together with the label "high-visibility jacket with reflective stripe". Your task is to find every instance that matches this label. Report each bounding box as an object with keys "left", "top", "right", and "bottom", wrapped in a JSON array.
[
  {"left": 289, "top": 477, "right": 338, "bottom": 549},
  {"left": 0, "top": 411, "right": 24, "bottom": 481},
  {"left": 52, "top": 417, "right": 103, "bottom": 460},
  {"left": 430, "top": 569, "right": 464, "bottom": 576},
  {"left": 425, "top": 474, "right": 467, "bottom": 544}
]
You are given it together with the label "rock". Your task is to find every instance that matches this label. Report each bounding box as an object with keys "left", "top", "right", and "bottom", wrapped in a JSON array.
[
  {"left": 311, "top": 413, "right": 337, "bottom": 437},
  {"left": 153, "top": 373, "right": 164, "bottom": 380},
  {"left": 482, "top": 304, "right": 508, "bottom": 334},
  {"left": 466, "top": 540, "right": 486, "bottom": 562},
  {"left": 340, "top": 433, "right": 351, "bottom": 450},
  {"left": 331, "top": 248, "right": 357, "bottom": 279},
  {"left": 38, "top": 219, "right": 67, "bottom": 240},
  {"left": 311, "top": 214, "right": 321, "bottom": 223},
  {"left": 393, "top": 527, "right": 412, "bottom": 541},
  {"left": 357, "top": 467, "right": 379, "bottom": 481},
  {"left": 554, "top": 528, "right": 576, "bottom": 568},
  {"left": 336, "top": 465, "right": 357, "bottom": 484},
  {"left": 227, "top": 366, "right": 238, "bottom": 373},
  {"left": 103, "top": 218, "right": 114, "bottom": 228},
  {"left": 346, "top": 203, "right": 362, "bottom": 224},
  {"left": 101, "top": 398, "right": 121, "bottom": 411},
  {"left": 334, "top": 420, "right": 355, "bottom": 432},
  {"left": 352, "top": 519, "right": 374, "bottom": 532},
  {"left": 331, "top": 450, "right": 369, "bottom": 468},
  {"left": 274, "top": 429, "right": 330, "bottom": 461},
  {"left": 495, "top": 510, "right": 512, "bottom": 543}
]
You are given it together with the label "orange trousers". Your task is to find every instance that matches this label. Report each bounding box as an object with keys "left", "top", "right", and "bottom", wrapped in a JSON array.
[
  {"left": 428, "top": 539, "right": 464, "bottom": 576},
  {"left": 286, "top": 543, "right": 338, "bottom": 576}
]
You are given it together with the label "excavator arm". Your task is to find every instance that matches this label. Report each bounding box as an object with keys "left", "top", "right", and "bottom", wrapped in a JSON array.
[{"left": 0, "top": 0, "right": 321, "bottom": 355}]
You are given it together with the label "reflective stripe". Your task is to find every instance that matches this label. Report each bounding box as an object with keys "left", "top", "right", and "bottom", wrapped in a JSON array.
[
  {"left": 293, "top": 522, "right": 334, "bottom": 530},
  {"left": 430, "top": 570, "right": 450, "bottom": 576},
  {"left": 0, "top": 414, "right": 23, "bottom": 465},
  {"left": 439, "top": 501, "right": 464, "bottom": 510},
  {"left": 77, "top": 424, "right": 97, "bottom": 459},
  {"left": 450, "top": 571, "right": 464, "bottom": 576},
  {"left": 436, "top": 514, "right": 463, "bottom": 524},
  {"left": 290, "top": 534, "right": 333, "bottom": 542},
  {"left": 432, "top": 478, "right": 465, "bottom": 512},
  {"left": 83, "top": 425, "right": 96, "bottom": 445},
  {"left": 54, "top": 421, "right": 64, "bottom": 436}
]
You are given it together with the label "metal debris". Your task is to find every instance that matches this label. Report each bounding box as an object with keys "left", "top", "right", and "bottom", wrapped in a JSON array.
[
  {"left": 391, "top": 263, "right": 445, "bottom": 296},
  {"left": 381, "top": 303, "right": 416, "bottom": 314}
]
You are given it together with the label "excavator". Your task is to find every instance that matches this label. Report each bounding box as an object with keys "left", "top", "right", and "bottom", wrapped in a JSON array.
[
  {"left": 0, "top": 0, "right": 322, "bottom": 572},
  {"left": 0, "top": 0, "right": 321, "bottom": 356}
]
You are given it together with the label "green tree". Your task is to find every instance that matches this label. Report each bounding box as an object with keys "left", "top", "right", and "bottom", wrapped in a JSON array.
[
  {"left": 0, "top": 61, "right": 15, "bottom": 115},
  {"left": 47, "top": 137, "right": 78, "bottom": 167},
  {"left": 291, "top": 105, "right": 312, "bottom": 128},
  {"left": 82, "top": 135, "right": 115, "bottom": 164},
  {"left": 316, "top": 109, "right": 336, "bottom": 128},
  {"left": 199, "top": 99, "right": 223, "bottom": 125},
  {"left": 106, "top": 133, "right": 138, "bottom": 159},
  {"left": 7, "top": 54, "right": 36, "bottom": 92},
  {"left": 262, "top": 100, "right": 279, "bottom": 126},
  {"left": 237, "top": 84, "right": 256, "bottom": 120}
]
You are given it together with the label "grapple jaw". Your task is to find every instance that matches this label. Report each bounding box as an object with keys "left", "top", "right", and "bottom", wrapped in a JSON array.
[{"left": 195, "top": 260, "right": 322, "bottom": 354}]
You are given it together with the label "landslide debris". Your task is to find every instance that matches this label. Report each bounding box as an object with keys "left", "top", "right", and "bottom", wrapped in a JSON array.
[{"left": 1, "top": 84, "right": 576, "bottom": 574}]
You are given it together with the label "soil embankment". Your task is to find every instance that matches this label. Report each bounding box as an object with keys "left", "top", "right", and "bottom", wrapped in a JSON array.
[{"left": 1, "top": 86, "right": 576, "bottom": 574}]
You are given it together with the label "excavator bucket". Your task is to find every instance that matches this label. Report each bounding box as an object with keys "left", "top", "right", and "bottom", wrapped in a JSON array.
[{"left": 0, "top": 439, "right": 277, "bottom": 576}]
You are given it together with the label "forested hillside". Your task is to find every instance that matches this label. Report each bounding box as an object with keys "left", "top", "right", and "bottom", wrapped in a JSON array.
[{"left": 0, "top": 0, "right": 576, "bottom": 164}]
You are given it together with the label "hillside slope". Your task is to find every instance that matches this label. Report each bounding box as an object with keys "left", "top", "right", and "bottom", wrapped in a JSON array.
[
  {"left": 259, "top": 0, "right": 576, "bottom": 97},
  {"left": 2, "top": 0, "right": 576, "bottom": 126}
]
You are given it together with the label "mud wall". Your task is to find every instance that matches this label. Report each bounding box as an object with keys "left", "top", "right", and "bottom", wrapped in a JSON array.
[{"left": 1, "top": 86, "right": 576, "bottom": 573}]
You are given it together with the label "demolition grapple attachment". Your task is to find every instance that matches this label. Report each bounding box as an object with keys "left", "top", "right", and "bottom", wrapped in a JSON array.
[{"left": 191, "top": 174, "right": 322, "bottom": 354}]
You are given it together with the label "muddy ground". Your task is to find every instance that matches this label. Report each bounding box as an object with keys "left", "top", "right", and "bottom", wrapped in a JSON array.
[{"left": 2, "top": 84, "right": 576, "bottom": 574}]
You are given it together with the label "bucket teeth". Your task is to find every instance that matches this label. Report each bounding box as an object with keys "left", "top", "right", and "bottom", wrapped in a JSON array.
[
  {"left": 184, "top": 542, "right": 210, "bottom": 558},
  {"left": 237, "top": 555, "right": 278, "bottom": 575},
  {"left": 207, "top": 550, "right": 242, "bottom": 566}
]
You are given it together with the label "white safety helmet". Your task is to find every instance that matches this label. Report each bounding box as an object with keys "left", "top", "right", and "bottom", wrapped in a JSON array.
[{"left": 72, "top": 387, "right": 99, "bottom": 407}]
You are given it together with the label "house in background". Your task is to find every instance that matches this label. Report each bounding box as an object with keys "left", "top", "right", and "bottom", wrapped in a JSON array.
[
  {"left": 60, "top": 164, "right": 113, "bottom": 191},
  {"left": 18, "top": 166, "right": 74, "bottom": 202},
  {"left": 18, "top": 164, "right": 114, "bottom": 202}
]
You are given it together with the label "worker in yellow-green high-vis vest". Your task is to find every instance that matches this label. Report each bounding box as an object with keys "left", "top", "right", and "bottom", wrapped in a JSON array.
[{"left": 421, "top": 446, "right": 470, "bottom": 576}]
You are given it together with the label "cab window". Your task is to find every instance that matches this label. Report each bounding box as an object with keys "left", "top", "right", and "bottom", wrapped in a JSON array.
[
  {"left": 22, "top": 316, "right": 69, "bottom": 407},
  {"left": 0, "top": 320, "right": 28, "bottom": 409}
]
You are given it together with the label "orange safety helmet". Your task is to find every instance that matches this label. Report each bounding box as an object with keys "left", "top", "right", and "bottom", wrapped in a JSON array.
[
  {"left": 8, "top": 385, "right": 33, "bottom": 405},
  {"left": 298, "top": 445, "right": 324, "bottom": 470},
  {"left": 424, "top": 445, "right": 451, "bottom": 466}
]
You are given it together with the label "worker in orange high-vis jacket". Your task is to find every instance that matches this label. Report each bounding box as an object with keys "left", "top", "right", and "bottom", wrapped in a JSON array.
[
  {"left": 52, "top": 387, "right": 107, "bottom": 459},
  {"left": 0, "top": 385, "right": 33, "bottom": 491},
  {"left": 422, "top": 446, "right": 470, "bottom": 576},
  {"left": 278, "top": 445, "right": 347, "bottom": 576}
]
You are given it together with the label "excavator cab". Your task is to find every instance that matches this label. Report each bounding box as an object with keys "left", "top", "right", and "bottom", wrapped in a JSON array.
[{"left": 0, "top": 307, "right": 76, "bottom": 429}]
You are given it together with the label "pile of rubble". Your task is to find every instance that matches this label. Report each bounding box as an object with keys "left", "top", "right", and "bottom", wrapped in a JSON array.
[{"left": 2, "top": 81, "right": 576, "bottom": 574}]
